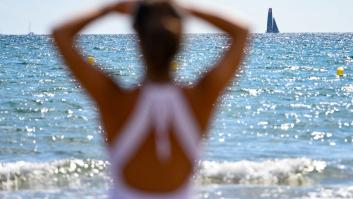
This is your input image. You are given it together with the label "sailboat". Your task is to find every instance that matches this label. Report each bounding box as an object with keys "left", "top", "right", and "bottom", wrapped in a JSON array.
[
  {"left": 266, "top": 8, "right": 280, "bottom": 33},
  {"left": 28, "top": 22, "right": 35, "bottom": 36}
]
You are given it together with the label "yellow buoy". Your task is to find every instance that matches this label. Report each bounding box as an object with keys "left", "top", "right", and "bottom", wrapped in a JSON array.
[
  {"left": 87, "top": 56, "right": 95, "bottom": 65},
  {"left": 171, "top": 60, "right": 178, "bottom": 71},
  {"left": 336, "top": 67, "right": 344, "bottom": 76}
]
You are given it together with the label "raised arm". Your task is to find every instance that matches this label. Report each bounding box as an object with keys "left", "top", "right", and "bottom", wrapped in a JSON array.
[
  {"left": 52, "top": 2, "right": 134, "bottom": 110},
  {"left": 187, "top": 7, "right": 249, "bottom": 108}
]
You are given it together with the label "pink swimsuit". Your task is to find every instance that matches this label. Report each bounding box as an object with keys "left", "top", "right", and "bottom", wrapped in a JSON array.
[{"left": 108, "top": 83, "right": 202, "bottom": 199}]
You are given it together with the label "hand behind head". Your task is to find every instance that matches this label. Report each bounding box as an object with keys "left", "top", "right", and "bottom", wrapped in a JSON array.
[{"left": 109, "top": 1, "right": 137, "bottom": 14}]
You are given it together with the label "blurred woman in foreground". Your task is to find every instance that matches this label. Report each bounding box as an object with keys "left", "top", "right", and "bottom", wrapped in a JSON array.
[{"left": 53, "top": 1, "right": 248, "bottom": 198}]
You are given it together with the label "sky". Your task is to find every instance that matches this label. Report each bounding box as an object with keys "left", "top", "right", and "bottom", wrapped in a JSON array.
[{"left": 1, "top": 0, "right": 353, "bottom": 34}]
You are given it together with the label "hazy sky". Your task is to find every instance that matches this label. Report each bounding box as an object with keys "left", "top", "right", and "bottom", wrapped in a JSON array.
[{"left": 1, "top": 0, "right": 353, "bottom": 34}]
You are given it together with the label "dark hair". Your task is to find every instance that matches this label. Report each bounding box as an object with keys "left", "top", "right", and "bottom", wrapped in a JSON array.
[{"left": 133, "top": 1, "right": 182, "bottom": 73}]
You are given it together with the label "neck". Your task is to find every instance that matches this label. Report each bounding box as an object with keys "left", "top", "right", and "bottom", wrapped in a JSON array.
[{"left": 145, "top": 70, "right": 172, "bottom": 83}]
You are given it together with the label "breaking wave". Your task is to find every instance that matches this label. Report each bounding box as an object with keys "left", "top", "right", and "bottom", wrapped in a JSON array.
[
  {"left": 0, "top": 158, "right": 328, "bottom": 191},
  {"left": 197, "top": 158, "right": 327, "bottom": 186},
  {"left": 0, "top": 159, "right": 110, "bottom": 191}
]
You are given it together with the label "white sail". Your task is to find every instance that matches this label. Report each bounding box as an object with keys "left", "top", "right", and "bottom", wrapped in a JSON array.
[{"left": 28, "top": 22, "right": 34, "bottom": 35}]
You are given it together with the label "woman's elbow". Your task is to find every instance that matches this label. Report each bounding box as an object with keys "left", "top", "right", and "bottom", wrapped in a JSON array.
[
  {"left": 230, "top": 27, "right": 249, "bottom": 46},
  {"left": 237, "top": 25, "right": 249, "bottom": 39},
  {"left": 52, "top": 27, "right": 64, "bottom": 44},
  {"left": 242, "top": 26, "right": 249, "bottom": 36},
  {"left": 52, "top": 25, "right": 72, "bottom": 43},
  {"left": 228, "top": 24, "right": 249, "bottom": 41},
  {"left": 241, "top": 28, "right": 249, "bottom": 42}
]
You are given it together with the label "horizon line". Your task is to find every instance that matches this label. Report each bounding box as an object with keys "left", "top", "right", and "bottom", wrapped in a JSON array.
[{"left": 1, "top": 32, "right": 353, "bottom": 36}]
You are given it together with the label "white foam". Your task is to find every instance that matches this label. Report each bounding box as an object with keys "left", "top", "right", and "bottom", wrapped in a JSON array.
[
  {"left": 303, "top": 186, "right": 353, "bottom": 199},
  {"left": 0, "top": 158, "right": 328, "bottom": 191},
  {"left": 197, "top": 158, "right": 326, "bottom": 186},
  {"left": 342, "top": 85, "right": 353, "bottom": 93},
  {"left": 242, "top": 88, "right": 263, "bottom": 96},
  {"left": 0, "top": 159, "right": 109, "bottom": 191}
]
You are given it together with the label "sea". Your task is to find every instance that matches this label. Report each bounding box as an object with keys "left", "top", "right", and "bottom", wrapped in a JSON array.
[{"left": 0, "top": 33, "right": 353, "bottom": 199}]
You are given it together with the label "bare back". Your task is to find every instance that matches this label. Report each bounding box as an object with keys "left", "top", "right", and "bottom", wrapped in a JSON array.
[{"left": 104, "top": 85, "right": 213, "bottom": 193}]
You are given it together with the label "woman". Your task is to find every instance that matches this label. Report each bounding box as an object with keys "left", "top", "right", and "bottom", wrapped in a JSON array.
[{"left": 53, "top": 1, "right": 248, "bottom": 198}]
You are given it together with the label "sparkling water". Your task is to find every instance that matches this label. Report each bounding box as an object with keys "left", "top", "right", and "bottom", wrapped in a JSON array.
[{"left": 0, "top": 33, "right": 353, "bottom": 198}]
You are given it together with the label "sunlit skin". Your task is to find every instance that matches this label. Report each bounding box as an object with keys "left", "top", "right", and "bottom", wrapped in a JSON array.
[{"left": 52, "top": 0, "right": 248, "bottom": 193}]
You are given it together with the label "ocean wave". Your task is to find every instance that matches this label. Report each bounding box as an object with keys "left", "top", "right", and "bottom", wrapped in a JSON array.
[
  {"left": 197, "top": 158, "right": 326, "bottom": 186},
  {"left": 0, "top": 158, "right": 328, "bottom": 191},
  {"left": 0, "top": 159, "right": 110, "bottom": 191}
]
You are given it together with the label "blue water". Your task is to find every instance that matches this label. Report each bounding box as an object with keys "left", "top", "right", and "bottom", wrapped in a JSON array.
[{"left": 1, "top": 33, "right": 353, "bottom": 199}]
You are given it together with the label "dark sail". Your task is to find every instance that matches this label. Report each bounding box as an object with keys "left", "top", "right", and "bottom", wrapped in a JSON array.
[
  {"left": 266, "top": 8, "right": 280, "bottom": 33},
  {"left": 266, "top": 8, "right": 273, "bottom": 33},
  {"left": 273, "top": 18, "right": 279, "bottom": 33}
]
